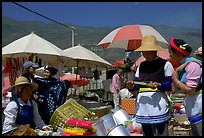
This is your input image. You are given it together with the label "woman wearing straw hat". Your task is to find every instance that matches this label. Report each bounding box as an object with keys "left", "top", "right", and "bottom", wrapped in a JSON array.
[
  {"left": 127, "top": 35, "right": 174, "bottom": 136},
  {"left": 169, "top": 38, "right": 202, "bottom": 136},
  {"left": 3, "top": 76, "right": 50, "bottom": 131}
]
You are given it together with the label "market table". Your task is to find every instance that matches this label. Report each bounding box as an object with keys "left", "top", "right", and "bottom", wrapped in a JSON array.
[{"left": 89, "top": 105, "right": 113, "bottom": 118}]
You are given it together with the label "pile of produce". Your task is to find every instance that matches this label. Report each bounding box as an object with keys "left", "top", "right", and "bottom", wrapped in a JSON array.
[
  {"left": 62, "top": 118, "right": 96, "bottom": 136},
  {"left": 3, "top": 125, "right": 39, "bottom": 136}
]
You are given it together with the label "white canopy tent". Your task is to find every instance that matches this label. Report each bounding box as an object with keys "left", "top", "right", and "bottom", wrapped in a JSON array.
[
  {"left": 2, "top": 32, "right": 75, "bottom": 66},
  {"left": 63, "top": 45, "right": 111, "bottom": 68}
]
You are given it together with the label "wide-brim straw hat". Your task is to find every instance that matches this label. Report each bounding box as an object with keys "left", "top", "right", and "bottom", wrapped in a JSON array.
[
  {"left": 135, "top": 35, "right": 164, "bottom": 52},
  {"left": 7, "top": 76, "right": 38, "bottom": 91}
]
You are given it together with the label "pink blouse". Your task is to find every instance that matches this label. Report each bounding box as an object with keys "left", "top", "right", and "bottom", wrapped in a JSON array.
[{"left": 185, "top": 62, "right": 202, "bottom": 88}]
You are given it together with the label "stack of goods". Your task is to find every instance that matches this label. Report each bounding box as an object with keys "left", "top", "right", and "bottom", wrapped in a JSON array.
[
  {"left": 62, "top": 118, "right": 96, "bottom": 136},
  {"left": 124, "top": 120, "right": 142, "bottom": 135},
  {"left": 174, "top": 103, "right": 185, "bottom": 114},
  {"left": 169, "top": 93, "right": 191, "bottom": 136},
  {"left": 49, "top": 98, "right": 95, "bottom": 131},
  {"left": 4, "top": 125, "right": 39, "bottom": 136}
]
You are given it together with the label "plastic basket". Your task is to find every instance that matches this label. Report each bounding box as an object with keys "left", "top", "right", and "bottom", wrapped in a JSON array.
[{"left": 49, "top": 98, "right": 95, "bottom": 130}]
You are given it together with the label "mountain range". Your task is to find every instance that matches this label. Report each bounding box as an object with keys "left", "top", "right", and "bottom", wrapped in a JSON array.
[{"left": 2, "top": 16, "right": 202, "bottom": 64}]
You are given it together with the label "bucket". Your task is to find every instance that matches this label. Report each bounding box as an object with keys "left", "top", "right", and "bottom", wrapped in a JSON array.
[
  {"left": 107, "top": 124, "right": 130, "bottom": 136},
  {"left": 101, "top": 113, "right": 117, "bottom": 131},
  {"left": 112, "top": 108, "right": 131, "bottom": 125},
  {"left": 93, "top": 118, "right": 108, "bottom": 136}
]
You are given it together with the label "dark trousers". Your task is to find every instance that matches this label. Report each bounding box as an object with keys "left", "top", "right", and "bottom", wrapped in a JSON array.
[
  {"left": 141, "top": 121, "right": 169, "bottom": 136},
  {"left": 190, "top": 120, "right": 202, "bottom": 136}
]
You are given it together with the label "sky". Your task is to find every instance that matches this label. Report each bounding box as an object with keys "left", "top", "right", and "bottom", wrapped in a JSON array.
[{"left": 2, "top": 2, "right": 202, "bottom": 29}]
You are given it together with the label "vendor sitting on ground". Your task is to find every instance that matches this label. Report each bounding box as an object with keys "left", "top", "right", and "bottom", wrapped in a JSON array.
[{"left": 3, "top": 76, "right": 50, "bottom": 131}]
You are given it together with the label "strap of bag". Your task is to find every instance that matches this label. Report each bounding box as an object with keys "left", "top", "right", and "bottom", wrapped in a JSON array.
[{"left": 176, "top": 60, "right": 202, "bottom": 73}]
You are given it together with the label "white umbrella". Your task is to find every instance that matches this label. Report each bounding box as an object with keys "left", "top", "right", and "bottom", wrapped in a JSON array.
[
  {"left": 63, "top": 45, "right": 111, "bottom": 68},
  {"left": 2, "top": 32, "right": 75, "bottom": 65}
]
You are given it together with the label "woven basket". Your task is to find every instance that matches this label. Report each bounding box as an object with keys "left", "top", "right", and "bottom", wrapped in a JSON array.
[{"left": 49, "top": 98, "right": 95, "bottom": 130}]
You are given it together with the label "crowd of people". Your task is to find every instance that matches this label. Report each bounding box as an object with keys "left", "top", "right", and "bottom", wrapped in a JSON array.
[
  {"left": 2, "top": 63, "right": 71, "bottom": 130},
  {"left": 111, "top": 35, "right": 202, "bottom": 136},
  {"left": 2, "top": 35, "right": 202, "bottom": 136}
]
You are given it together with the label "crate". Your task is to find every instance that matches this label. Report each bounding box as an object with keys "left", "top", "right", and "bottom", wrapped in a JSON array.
[
  {"left": 49, "top": 98, "right": 95, "bottom": 131},
  {"left": 174, "top": 126, "right": 192, "bottom": 136},
  {"left": 121, "top": 98, "right": 136, "bottom": 114}
]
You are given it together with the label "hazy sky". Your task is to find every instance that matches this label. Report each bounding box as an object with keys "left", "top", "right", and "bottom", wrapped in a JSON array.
[{"left": 2, "top": 2, "right": 202, "bottom": 29}]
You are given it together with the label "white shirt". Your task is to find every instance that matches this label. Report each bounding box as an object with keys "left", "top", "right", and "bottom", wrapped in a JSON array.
[
  {"left": 3, "top": 98, "right": 47, "bottom": 131},
  {"left": 119, "top": 88, "right": 133, "bottom": 99}
]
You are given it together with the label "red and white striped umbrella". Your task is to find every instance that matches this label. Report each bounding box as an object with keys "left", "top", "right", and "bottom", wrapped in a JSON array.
[
  {"left": 60, "top": 73, "right": 90, "bottom": 88},
  {"left": 112, "top": 59, "right": 125, "bottom": 68},
  {"left": 98, "top": 24, "right": 168, "bottom": 51}
]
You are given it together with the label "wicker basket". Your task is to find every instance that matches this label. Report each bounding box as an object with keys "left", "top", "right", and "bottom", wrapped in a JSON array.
[{"left": 49, "top": 98, "right": 95, "bottom": 130}]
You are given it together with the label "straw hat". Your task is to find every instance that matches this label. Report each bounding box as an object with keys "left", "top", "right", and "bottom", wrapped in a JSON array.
[
  {"left": 7, "top": 76, "right": 38, "bottom": 91},
  {"left": 134, "top": 35, "right": 164, "bottom": 52}
]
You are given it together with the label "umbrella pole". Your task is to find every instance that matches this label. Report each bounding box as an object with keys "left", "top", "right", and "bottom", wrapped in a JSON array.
[
  {"left": 74, "top": 60, "right": 79, "bottom": 96},
  {"left": 76, "top": 59, "right": 79, "bottom": 84},
  {"left": 56, "top": 55, "right": 64, "bottom": 64}
]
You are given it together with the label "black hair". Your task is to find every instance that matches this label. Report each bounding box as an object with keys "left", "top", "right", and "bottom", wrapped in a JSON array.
[
  {"left": 168, "top": 45, "right": 176, "bottom": 54},
  {"left": 170, "top": 38, "right": 192, "bottom": 54},
  {"left": 45, "top": 67, "right": 58, "bottom": 76}
]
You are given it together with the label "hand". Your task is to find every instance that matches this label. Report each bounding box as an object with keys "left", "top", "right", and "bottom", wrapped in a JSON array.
[
  {"left": 42, "top": 126, "right": 51, "bottom": 131},
  {"left": 33, "top": 93, "right": 39, "bottom": 100},
  {"left": 152, "top": 82, "right": 161, "bottom": 88},
  {"left": 146, "top": 82, "right": 160, "bottom": 89},
  {"left": 127, "top": 80, "right": 134, "bottom": 89},
  {"left": 42, "top": 127, "right": 49, "bottom": 131}
]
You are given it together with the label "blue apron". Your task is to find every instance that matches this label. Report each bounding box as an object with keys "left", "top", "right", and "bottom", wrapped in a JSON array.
[{"left": 14, "top": 99, "right": 35, "bottom": 127}]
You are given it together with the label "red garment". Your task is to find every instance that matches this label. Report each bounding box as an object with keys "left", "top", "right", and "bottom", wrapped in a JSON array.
[
  {"left": 3, "top": 58, "right": 12, "bottom": 74},
  {"left": 174, "top": 103, "right": 184, "bottom": 110},
  {"left": 169, "top": 58, "right": 182, "bottom": 70},
  {"left": 27, "top": 55, "right": 33, "bottom": 61}
]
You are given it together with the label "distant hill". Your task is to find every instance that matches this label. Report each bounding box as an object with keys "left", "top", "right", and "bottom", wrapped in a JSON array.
[{"left": 2, "top": 16, "right": 202, "bottom": 64}]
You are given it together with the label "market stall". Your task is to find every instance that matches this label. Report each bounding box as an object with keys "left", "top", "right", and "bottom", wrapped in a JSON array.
[{"left": 2, "top": 98, "right": 144, "bottom": 136}]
